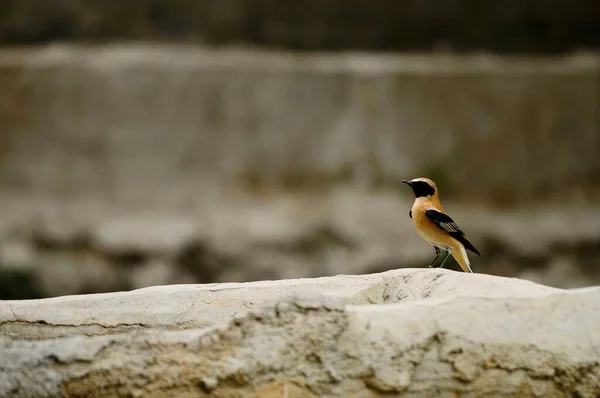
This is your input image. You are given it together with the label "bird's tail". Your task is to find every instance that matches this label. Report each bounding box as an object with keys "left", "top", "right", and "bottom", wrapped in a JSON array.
[{"left": 452, "top": 245, "right": 474, "bottom": 273}]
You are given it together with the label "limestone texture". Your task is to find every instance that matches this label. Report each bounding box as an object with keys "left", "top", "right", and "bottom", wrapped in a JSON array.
[{"left": 2, "top": 269, "right": 599, "bottom": 397}]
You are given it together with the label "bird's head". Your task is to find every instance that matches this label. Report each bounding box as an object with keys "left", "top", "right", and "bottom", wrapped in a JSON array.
[{"left": 401, "top": 177, "right": 438, "bottom": 198}]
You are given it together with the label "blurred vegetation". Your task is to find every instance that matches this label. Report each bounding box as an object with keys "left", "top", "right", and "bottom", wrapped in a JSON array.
[
  {"left": 0, "top": 0, "right": 599, "bottom": 53},
  {"left": 0, "top": 270, "right": 44, "bottom": 300}
]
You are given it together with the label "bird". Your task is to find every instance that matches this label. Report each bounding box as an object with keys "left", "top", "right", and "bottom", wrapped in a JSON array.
[{"left": 401, "top": 177, "right": 481, "bottom": 273}]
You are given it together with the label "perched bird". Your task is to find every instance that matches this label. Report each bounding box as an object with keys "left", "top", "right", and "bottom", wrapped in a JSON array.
[{"left": 401, "top": 178, "right": 481, "bottom": 273}]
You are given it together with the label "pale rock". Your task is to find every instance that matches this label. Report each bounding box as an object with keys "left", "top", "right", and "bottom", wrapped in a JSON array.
[{"left": 2, "top": 269, "right": 599, "bottom": 397}]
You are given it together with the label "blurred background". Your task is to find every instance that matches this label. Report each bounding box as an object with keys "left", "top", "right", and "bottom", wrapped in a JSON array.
[{"left": 0, "top": 1, "right": 599, "bottom": 299}]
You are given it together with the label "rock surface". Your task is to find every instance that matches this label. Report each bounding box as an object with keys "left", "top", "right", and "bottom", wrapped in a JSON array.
[
  {"left": 2, "top": 269, "right": 599, "bottom": 397},
  {"left": 0, "top": 268, "right": 559, "bottom": 340}
]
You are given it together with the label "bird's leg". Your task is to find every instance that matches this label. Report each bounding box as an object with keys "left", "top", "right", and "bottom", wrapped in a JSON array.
[
  {"left": 427, "top": 247, "right": 441, "bottom": 268},
  {"left": 438, "top": 249, "right": 452, "bottom": 269}
]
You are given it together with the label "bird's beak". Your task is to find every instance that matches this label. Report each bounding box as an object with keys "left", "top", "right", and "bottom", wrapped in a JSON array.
[{"left": 401, "top": 180, "right": 412, "bottom": 186}]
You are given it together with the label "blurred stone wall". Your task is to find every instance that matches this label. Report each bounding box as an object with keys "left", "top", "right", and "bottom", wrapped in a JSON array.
[
  {"left": 0, "top": 46, "right": 599, "bottom": 205},
  {"left": 1, "top": 1, "right": 599, "bottom": 53},
  {"left": 0, "top": 46, "right": 599, "bottom": 300}
]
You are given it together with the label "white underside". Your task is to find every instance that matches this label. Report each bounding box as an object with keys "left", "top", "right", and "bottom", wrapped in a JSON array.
[{"left": 457, "top": 245, "right": 473, "bottom": 273}]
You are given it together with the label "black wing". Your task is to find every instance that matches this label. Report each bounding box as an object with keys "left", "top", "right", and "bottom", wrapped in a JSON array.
[
  {"left": 425, "top": 209, "right": 481, "bottom": 257},
  {"left": 409, "top": 210, "right": 412, "bottom": 219}
]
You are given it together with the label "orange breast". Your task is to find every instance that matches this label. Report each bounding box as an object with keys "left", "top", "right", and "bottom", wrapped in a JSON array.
[{"left": 411, "top": 201, "right": 460, "bottom": 250}]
